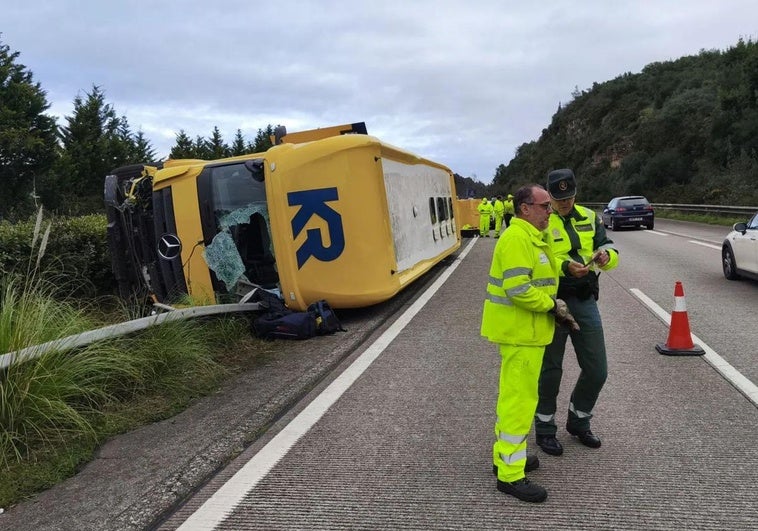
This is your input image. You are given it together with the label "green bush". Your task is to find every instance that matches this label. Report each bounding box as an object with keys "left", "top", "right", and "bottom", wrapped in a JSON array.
[{"left": 0, "top": 212, "right": 114, "bottom": 297}]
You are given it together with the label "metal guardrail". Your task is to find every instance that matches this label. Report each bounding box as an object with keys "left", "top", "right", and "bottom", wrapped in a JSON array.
[
  {"left": 0, "top": 302, "right": 261, "bottom": 370},
  {"left": 583, "top": 202, "right": 756, "bottom": 218}
]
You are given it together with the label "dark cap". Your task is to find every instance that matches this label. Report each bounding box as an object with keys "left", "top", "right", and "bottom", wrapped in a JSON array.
[{"left": 547, "top": 168, "right": 577, "bottom": 200}]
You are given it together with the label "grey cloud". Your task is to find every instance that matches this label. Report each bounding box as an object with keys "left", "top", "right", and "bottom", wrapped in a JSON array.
[{"left": 3, "top": 1, "right": 758, "bottom": 182}]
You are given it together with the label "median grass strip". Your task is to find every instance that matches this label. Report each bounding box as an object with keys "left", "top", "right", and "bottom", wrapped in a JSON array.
[
  {"left": 654, "top": 210, "right": 747, "bottom": 226},
  {"left": 0, "top": 207, "right": 280, "bottom": 509},
  {"left": 0, "top": 276, "right": 270, "bottom": 509}
]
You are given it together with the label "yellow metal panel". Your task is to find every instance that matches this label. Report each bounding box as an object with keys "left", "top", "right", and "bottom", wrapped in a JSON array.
[
  {"left": 155, "top": 164, "right": 216, "bottom": 303},
  {"left": 273, "top": 122, "right": 367, "bottom": 145},
  {"left": 264, "top": 134, "right": 459, "bottom": 311},
  {"left": 265, "top": 135, "right": 397, "bottom": 311},
  {"left": 457, "top": 198, "right": 481, "bottom": 230}
]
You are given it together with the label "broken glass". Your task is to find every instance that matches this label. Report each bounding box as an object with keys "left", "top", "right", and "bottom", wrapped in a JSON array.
[
  {"left": 203, "top": 203, "right": 276, "bottom": 292},
  {"left": 203, "top": 231, "right": 247, "bottom": 291}
]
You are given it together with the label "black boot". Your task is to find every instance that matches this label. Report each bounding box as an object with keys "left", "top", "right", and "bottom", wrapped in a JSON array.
[
  {"left": 536, "top": 434, "right": 563, "bottom": 456},
  {"left": 566, "top": 426, "right": 601, "bottom": 448},
  {"left": 497, "top": 477, "right": 548, "bottom": 503}
]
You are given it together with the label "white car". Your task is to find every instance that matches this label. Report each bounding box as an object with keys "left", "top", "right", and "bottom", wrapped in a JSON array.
[{"left": 722, "top": 211, "right": 758, "bottom": 281}]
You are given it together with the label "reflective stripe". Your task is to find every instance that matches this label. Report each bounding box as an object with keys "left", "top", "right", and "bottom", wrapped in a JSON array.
[
  {"left": 535, "top": 412, "right": 554, "bottom": 422},
  {"left": 503, "top": 267, "right": 532, "bottom": 279},
  {"left": 532, "top": 278, "right": 557, "bottom": 287},
  {"left": 674, "top": 296, "right": 686, "bottom": 312},
  {"left": 500, "top": 449, "right": 527, "bottom": 464},
  {"left": 486, "top": 293, "right": 514, "bottom": 306},
  {"left": 506, "top": 283, "right": 531, "bottom": 296},
  {"left": 575, "top": 224, "right": 593, "bottom": 232},
  {"left": 489, "top": 275, "right": 503, "bottom": 287},
  {"left": 498, "top": 431, "right": 528, "bottom": 445},
  {"left": 569, "top": 401, "right": 592, "bottom": 418}
]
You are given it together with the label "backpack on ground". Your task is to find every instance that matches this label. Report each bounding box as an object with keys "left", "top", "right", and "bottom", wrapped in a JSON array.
[
  {"left": 252, "top": 309, "right": 317, "bottom": 340},
  {"left": 250, "top": 288, "right": 315, "bottom": 340},
  {"left": 307, "top": 300, "right": 346, "bottom": 335},
  {"left": 250, "top": 291, "right": 344, "bottom": 340}
]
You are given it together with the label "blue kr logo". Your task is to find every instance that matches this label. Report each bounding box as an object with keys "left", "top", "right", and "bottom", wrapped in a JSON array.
[{"left": 288, "top": 187, "right": 345, "bottom": 268}]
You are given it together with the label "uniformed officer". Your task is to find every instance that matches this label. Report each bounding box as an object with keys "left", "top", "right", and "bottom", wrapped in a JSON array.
[
  {"left": 535, "top": 169, "right": 619, "bottom": 456},
  {"left": 481, "top": 184, "right": 579, "bottom": 503},
  {"left": 477, "top": 197, "right": 494, "bottom": 237}
]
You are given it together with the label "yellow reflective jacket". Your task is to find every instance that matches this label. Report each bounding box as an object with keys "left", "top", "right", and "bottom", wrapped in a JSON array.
[
  {"left": 545, "top": 204, "right": 619, "bottom": 289},
  {"left": 493, "top": 200, "right": 505, "bottom": 216},
  {"left": 503, "top": 199, "right": 515, "bottom": 215},
  {"left": 481, "top": 218, "right": 559, "bottom": 346},
  {"left": 477, "top": 200, "right": 493, "bottom": 216}
]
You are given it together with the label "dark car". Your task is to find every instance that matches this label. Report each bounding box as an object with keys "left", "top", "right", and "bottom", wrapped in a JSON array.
[{"left": 602, "top": 196, "right": 655, "bottom": 230}]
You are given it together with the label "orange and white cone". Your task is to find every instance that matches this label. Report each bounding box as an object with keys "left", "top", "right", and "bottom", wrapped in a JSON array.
[{"left": 655, "top": 281, "right": 705, "bottom": 356}]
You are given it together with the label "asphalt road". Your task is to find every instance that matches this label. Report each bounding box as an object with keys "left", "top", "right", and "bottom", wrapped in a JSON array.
[{"left": 2, "top": 220, "right": 757, "bottom": 530}]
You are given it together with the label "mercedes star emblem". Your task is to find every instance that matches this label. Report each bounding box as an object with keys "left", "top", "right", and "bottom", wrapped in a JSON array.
[{"left": 158, "top": 233, "right": 182, "bottom": 260}]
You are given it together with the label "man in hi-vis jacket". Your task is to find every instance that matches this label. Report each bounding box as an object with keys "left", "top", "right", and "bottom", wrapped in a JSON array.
[{"left": 481, "top": 183, "right": 579, "bottom": 503}]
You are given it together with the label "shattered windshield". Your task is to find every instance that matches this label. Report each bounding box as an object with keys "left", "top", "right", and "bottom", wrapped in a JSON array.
[
  {"left": 201, "top": 162, "right": 277, "bottom": 293},
  {"left": 204, "top": 231, "right": 246, "bottom": 290}
]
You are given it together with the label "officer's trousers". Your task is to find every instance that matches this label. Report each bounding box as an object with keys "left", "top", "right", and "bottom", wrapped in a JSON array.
[
  {"left": 535, "top": 296, "right": 608, "bottom": 435},
  {"left": 493, "top": 344, "right": 544, "bottom": 482}
]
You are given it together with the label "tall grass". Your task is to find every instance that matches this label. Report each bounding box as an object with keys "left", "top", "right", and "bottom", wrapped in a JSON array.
[
  {"left": 0, "top": 208, "right": 235, "bottom": 506},
  {"left": 0, "top": 277, "right": 97, "bottom": 355},
  {"left": 0, "top": 278, "right": 229, "bottom": 468}
]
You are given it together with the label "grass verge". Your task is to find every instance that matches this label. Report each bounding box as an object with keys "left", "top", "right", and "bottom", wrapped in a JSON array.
[
  {"left": 655, "top": 210, "right": 747, "bottom": 227},
  {"left": 0, "top": 293, "right": 269, "bottom": 509}
]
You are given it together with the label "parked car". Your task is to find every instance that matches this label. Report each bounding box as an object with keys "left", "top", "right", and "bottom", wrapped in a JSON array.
[
  {"left": 602, "top": 196, "right": 655, "bottom": 230},
  {"left": 722, "top": 211, "right": 758, "bottom": 281}
]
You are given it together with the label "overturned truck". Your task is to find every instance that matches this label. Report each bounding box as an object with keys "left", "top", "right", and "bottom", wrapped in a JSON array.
[{"left": 105, "top": 124, "right": 461, "bottom": 311}]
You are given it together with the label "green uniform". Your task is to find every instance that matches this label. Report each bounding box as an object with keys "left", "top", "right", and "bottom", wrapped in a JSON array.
[
  {"left": 535, "top": 205, "right": 619, "bottom": 435},
  {"left": 477, "top": 199, "right": 494, "bottom": 236},
  {"left": 481, "top": 218, "right": 559, "bottom": 482}
]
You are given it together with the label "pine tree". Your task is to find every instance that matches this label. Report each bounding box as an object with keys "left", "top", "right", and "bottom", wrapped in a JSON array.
[
  {"left": 170, "top": 130, "right": 195, "bottom": 159},
  {"left": 251, "top": 124, "right": 276, "bottom": 153},
  {"left": 207, "top": 126, "right": 229, "bottom": 159},
  {"left": 231, "top": 129, "right": 247, "bottom": 156},
  {"left": 193, "top": 135, "right": 209, "bottom": 159},
  {"left": 0, "top": 39, "right": 59, "bottom": 219},
  {"left": 56, "top": 85, "right": 137, "bottom": 214},
  {"left": 133, "top": 130, "right": 158, "bottom": 162}
]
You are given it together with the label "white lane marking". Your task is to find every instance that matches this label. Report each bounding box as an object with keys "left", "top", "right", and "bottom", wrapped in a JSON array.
[
  {"left": 689, "top": 240, "right": 721, "bottom": 250},
  {"left": 657, "top": 228, "right": 722, "bottom": 244},
  {"left": 177, "top": 238, "right": 478, "bottom": 530},
  {"left": 644, "top": 230, "right": 668, "bottom": 236},
  {"left": 630, "top": 288, "right": 758, "bottom": 407}
]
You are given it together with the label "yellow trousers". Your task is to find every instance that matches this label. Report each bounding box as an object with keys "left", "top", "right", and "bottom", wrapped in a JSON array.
[
  {"left": 493, "top": 344, "right": 544, "bottom": 482},
  {"left": 494, "top": 214, "right": 504, "bottom": 235},
  {"left": 479, "top": 215, "right": 490, "bottom": 236}
]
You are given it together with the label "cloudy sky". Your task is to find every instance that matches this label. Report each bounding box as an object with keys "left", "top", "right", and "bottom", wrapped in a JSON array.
[{"left": 3, "top": 1, "right": 757, "bottom": 183}]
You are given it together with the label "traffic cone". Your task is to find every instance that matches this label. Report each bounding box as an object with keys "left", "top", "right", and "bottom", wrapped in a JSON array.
[{"left": 655, "top": 281, "right": 705, "bottom": 356}]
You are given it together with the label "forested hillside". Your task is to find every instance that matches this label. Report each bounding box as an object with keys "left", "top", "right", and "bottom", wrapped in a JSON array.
[{"left": 493, "top": 38, "right": 758, "bottom": 206}]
